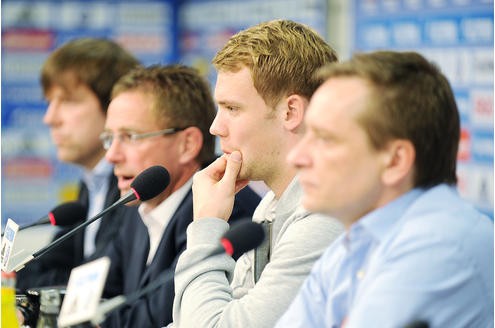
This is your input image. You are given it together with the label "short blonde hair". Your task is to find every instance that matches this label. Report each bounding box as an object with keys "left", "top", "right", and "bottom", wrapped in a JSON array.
[{"left": 213, "top": 19, "right": 338, "bottom": 108}]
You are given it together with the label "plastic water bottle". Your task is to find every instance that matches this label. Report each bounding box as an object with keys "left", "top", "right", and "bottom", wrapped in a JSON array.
[{"left": 36, "top": 289, "right": 60, "bottom": 328}]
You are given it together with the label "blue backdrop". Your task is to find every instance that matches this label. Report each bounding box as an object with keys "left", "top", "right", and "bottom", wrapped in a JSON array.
[
  {"left": 1, "top": 0, "right": 329, "bottom": 226},
  {"left": 352, "top": 0, "right": 493, "bottom": 218}
]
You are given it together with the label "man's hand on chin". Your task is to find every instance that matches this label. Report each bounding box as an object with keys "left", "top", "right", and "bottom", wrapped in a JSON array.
[{"left": 192, "top": 151, "right": 249, "bottom": 221}]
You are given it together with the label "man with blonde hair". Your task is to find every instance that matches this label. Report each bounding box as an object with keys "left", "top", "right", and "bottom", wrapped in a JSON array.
[
  {"left": 100, "top": 65, "right": 259, "bottom": 328},
  {"left": 172, "top": 19, "right": 344, "bottom": 327}
]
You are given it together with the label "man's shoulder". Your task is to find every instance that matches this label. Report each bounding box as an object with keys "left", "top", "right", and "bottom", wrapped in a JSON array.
[
  {"left": 282, "top": 210, "right": 343, "bottom": 242},
  {"left": 377, "top": 187, "right": 493, "bottom": 273},
  {"left": 396, "top": 185, "right": 493, "bottom": 243}
]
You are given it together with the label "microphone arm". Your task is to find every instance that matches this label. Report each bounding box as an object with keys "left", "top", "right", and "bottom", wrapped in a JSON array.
[
  {"left": 1, "top": 219, "right": 47, "bottom": 236},
  {"left": 13, "top": 191, "right": 137, "bottom": 272},
  {"left": 1, "top": 221, "right": 39, "bottom": 237},
  {"left": 1, "top": 215, "right": 51, "bottom": 237},
  {"left": 91, "top": 220, "right": 265, "bottom": 325},
  {"left": 1, "top": 201, "right": 87, "bottom": 237},
  {"left": 92, "top": 246, "right": 226, "bottom": 325},
  {"left": 92, "top": 269, "right": 168, "bottom": 325},
  {"left": 11, "top": 165, "right": 170, "bottom": 273}
]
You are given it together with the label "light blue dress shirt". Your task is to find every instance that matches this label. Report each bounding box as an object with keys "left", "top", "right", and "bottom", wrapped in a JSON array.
[
  {"left": 276, "top": 184, "right": 494, "bottom": 328},
  {"left": 83, "top": 159, "right": 113, "bottom": 258}
]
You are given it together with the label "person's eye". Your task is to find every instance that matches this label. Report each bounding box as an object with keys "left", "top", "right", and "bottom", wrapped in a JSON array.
[
  {"left": 311, "top": 130, "right": 334, "bottom": 145},
  {"left": 60, "top": 95, "right": 79, "bottom": 104},
  {"left": 227, "top": 106, "right": 240, "bottom": 112},
  {"left": 99, "top": 132, "right": 112, "bottom": 142},
  {"left": 316, "top": 134, "right": 332, "bottom": 144},
  {"left": 122, "top": 132, "right": 135, "bottom": 142}
]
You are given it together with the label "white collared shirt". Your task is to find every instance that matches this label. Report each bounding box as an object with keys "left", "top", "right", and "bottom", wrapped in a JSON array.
[{"left": 139, "top": 177, "right": 193, "bottom": 265}]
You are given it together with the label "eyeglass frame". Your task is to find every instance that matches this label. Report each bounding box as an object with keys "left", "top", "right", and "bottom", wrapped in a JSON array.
[{"left": 99, "top": 127, "right": 187, "bottom": 150}]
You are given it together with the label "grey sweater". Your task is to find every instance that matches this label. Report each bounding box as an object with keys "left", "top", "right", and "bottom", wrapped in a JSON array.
[{"left": 172, "top": 178, "right": 343, "bottom": 328}]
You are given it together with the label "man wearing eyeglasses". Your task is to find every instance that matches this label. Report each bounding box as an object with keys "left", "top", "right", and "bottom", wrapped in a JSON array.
[
  {"left": 16, "top": 38, "right": 140, "bottom": 294},
  {"left": 98, "top": 65, "right": 261, "bottom": 328}
]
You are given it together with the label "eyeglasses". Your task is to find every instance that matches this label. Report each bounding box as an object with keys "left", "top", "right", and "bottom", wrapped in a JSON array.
[{"left": 99, "top": 127, "right": 186, "bottom": 150}]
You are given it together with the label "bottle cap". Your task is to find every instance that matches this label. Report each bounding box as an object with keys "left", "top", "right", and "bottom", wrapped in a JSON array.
[
  {"left": 1, "top": 271, "right": 16, "bottom": 278},
  {"left": 39, "top": 289, "right": 61, "bottom": 314}
]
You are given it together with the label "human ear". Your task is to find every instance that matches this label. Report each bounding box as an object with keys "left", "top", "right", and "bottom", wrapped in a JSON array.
[
  {"left": 178, "top": 127, "right": 203, "bottom": 164},
  {"left": 381, "top": 139, "right": 416, "bottom": 187},
  {"left": 284, "top": 94, "right": 308, "bottom": 132}
]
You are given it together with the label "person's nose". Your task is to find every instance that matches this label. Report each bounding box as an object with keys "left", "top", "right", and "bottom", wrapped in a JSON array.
[
  {"left": 287, "top": 134, "right": 312, "bottom": 169},
  {"left": 105, "top": 135, "right": 125, "bottom": 164},
  {"left": 209, "top": 111, "right": 227, "bottom": 138},
  {"left": 43, "top": 100, "right": 61, "bottom": 127}
]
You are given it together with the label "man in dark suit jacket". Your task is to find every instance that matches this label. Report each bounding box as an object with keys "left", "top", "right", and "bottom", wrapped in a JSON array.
[
  {"left": 16, "top": 38, "right": 140, "bottom": 293},
  {"left": 99, "top": 65, "right": 261, "bottom": 328},
  {"left": 102, "top": 183, "right": 259, "bottom": 327}
]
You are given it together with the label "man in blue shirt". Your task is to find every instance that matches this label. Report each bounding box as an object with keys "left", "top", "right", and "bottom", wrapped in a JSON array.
[
  {"left": 17, "top": 38, "right": 140, "bottom": 293},
  {"left": 277, "top": 51, "right": 494, "bottom": 328}
]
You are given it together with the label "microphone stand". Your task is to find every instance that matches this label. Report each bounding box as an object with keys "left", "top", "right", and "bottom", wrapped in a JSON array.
[{"left": 13, "top": 192, "right": 136, "bottom": 272}]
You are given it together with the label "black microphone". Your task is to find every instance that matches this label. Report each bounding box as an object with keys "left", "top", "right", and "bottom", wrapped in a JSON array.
[
  {"left": 12, "top": 166, "right": 170, "bottom": 272},
  {"left": 24, "top": 201, "right": 86, "bottom": 229},
  {"left": 1, "top": 202, "right": 87, "bottom": 237},
  {"left": 91, "top": 220, "right": 265, "bottom": 325},
  {"left": 220, "top": 220, "right": 265, "bottom": 256}
]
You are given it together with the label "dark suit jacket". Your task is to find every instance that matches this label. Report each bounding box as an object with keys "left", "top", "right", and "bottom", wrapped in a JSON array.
[
  {"left": 101, "top": 186, "right": 261, "bottom": 328},
  {"left": 16, "top": 174, "right": 126, "bottom": 292}
]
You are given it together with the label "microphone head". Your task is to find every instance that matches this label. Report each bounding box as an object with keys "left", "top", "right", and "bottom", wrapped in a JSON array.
[
  {"left": 130, "top": 165, "right": 171, "bottom": 201},
  {"left": 48, "top": 201, "right": 87, "bottom": 226},
  {"left": 221, "top": 221, "right": 265, "bottom": 257}
]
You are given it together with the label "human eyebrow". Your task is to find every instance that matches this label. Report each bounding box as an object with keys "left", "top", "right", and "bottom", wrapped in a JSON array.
[
  {"left": 311, "top": 125, "right": 336, "bottom": 141},
  {"left": 106, "top": 128, "right": 140, "bottom": 135},
  {"left": 217, "top": 99, "right": 243, "bottom": 108}
]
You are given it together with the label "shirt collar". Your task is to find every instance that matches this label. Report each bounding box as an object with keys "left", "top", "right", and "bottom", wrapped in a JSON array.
[
  {"left": 352, "top": 188, "right": 424, "bottom": 243},
  {"left": 139, "top": 177, "right": 193, "bottom": 226},
  {"left": 82, "top": 159, "right": 113, "bottom": 191}
]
